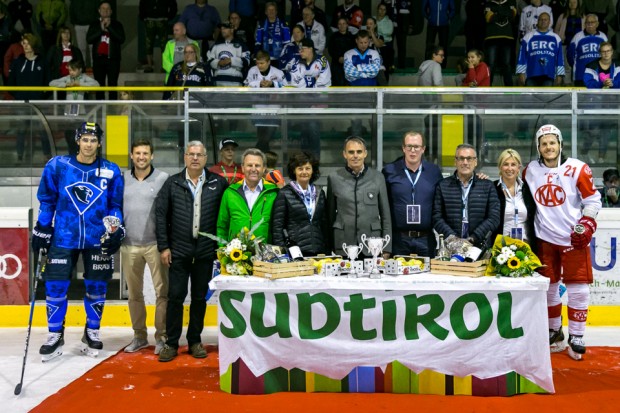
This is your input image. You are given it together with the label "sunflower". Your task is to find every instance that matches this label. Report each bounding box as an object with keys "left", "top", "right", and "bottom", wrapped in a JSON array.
[
  {"left": 507, "top": 256, "right": 521, "bottom": 269},
  {"left": 230, "top": 248, "right": 243, "bottom": 262}
]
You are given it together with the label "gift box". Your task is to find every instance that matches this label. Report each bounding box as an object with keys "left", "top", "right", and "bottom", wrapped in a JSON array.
[
  {"left": 430, "top": 259, "right": 488, "bottom": 277},
  {"left": 384, "top": 256, "right": 430, "bottom": 275},
  {"left": 364, "top": 257, "right": 386, "bottom": 272}
]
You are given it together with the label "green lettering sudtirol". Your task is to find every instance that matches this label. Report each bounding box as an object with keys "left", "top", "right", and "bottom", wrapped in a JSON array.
[
  {"left": 249, "top": 293, "right": 292, "bottom": 338},
  {"left": 382, "top": 300, "right": 397, "bottom": 341},
  {"left": 297, "top": 292, "right": 340, "bottom": 339},
  {"left": 497, "top": 292, "right": 524, "bottom": 338},
  {"left": 343, "top": 293, "right": 377, "bottom": 340},
  {"left": 219, "top": 290, "right": 247, "bottom": 338},
  {"left": 451, "top": 293, "right": 492, "bottom": 339},
  {"left": 403, "top": 294, "right": 449, "bottom": 340}
]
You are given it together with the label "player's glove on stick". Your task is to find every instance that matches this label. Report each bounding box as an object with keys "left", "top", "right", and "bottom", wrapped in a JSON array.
[
  {"left": 101, "top": 225, "right": 125, "bottom": 256},
  {"left": 570, "top": 216, "right": 597, "bottom": 249},
  {"left": 32, "top": 222, "right": 53, "bottom": 254}
]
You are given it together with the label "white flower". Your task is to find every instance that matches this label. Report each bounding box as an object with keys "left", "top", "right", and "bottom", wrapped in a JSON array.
[
  {"left": 496, "top": 254, "right": 508, "bottom": 265},
  {"left": 501, "top": 247, "right": 512, "bottom": 255},
  {"left": 509, "top": 244, "right": 517, "bottom": 251},
  {"left": 229, "top": 238, "right": 242, "bottom": 250}
]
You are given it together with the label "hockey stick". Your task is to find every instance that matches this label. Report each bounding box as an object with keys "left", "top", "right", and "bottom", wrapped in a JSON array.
[{"left": 14, "top": 249, "right": 45, "bottom": 396}]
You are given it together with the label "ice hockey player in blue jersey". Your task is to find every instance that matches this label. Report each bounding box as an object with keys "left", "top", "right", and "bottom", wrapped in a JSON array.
[
  {"left": 516, "top": 12, "right": 565, "bottom": 86},
  {"left": 32, "top": 122, "right": 125, "bottom": 361}
]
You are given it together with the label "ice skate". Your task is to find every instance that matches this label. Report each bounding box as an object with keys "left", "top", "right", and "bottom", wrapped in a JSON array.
[
  {"left": 567, "top": 334, "right": 586, "bottom": 361},
  {"left": 81, "top": 327, "right": 103, "bottom": 358},
  {"left": 549, "top": 327, "right": 565, "bottom": 353},
  {"left": 40, "top": 331, "right": 64, "bottom": 362}
]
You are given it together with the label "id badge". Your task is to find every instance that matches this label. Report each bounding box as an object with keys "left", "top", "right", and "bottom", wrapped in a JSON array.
[
  {"left": 406, "top": 204, "right": 421, "bottom": 224},
  {"left": 511, "top": 227, "right": 523, "bottom": 240},
  {"left": 461, "top": 220, "right": 469, "bottom": 238}
]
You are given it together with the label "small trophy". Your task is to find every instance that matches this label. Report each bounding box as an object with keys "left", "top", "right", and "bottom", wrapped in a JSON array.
[
  {"left": 342, "top": 242, "right": 363, "bottom": 278},
  {"left": 361, "top": 234, "right": 390, "bottom": 279}
]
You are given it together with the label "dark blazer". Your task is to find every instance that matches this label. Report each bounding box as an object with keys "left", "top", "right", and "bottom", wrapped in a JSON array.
[
  {"left": 87, "top": 18, "right": 125, "bottom": 60},
  {"left": 270, "top": 183, "right": 328, "bottom": 256},
  {"left": 155, "top": 169, "right": 228, "bottom": 260},
  {"left": 46, "top": 45, "right": 84, "bottom": 81}
]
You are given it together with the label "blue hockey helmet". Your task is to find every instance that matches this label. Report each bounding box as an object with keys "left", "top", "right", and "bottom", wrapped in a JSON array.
[{"left": 75, "top": 122, "right": 103, "bottom": 143}]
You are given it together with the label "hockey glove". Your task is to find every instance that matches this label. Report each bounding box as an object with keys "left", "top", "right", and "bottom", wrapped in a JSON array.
[
  {"left": 570, "top": 216, "right": 597, "bottom": 249},
  {"left": 100, "top": 225, "right": 125, "bottom": 256},
  {"left": 32, "top": 222, "right": 53, "bottom": 254}
]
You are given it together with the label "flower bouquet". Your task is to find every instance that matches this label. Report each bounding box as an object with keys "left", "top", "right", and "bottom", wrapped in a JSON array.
[
  {"left": 200, "top": 220, "right": 263, "bottom": 276},
  {"left": 485, "top": 235, "right": 543, "bottom": 277}
]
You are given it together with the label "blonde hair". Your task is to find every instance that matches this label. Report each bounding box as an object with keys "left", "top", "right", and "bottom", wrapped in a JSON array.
[{"left": 497, "top": 148, "right": 522, "bottom": 170}]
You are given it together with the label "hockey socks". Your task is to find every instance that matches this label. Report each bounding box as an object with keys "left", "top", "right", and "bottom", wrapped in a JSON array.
[
  {"left": 45, "top": 280, "right": 70, "bottom": 332},
  {"left": 84, "top": 279, "right": 107, "bottom": 329}
]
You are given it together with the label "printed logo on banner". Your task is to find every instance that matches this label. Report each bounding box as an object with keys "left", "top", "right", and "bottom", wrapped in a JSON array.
[{"left": 0, "top": 254, "right": 22, "bottom": 280}]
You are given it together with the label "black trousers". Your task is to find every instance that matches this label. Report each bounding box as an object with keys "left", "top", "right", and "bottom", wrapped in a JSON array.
[
  {"left": 165, "top": 255, "right": 213, "bottom": 348},
  {"left": 93, "top": 55, "right": 121, "bottom": 100}
]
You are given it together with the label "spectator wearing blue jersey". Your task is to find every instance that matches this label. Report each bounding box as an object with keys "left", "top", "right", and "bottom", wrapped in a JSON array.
[
  {"left": 207, "top": 20, "right": 250, "bottom": 86},
  {"left": 423, "top": 0, "right": 455, "bottom": 68},
  {"left": 279, "top": 24, "right": 305, "bottom": 80},
  {"left": 343, "top": 30, "right": 381, "bottom": 86},
  {"left": 568, "top": 14, "right": 607, "bottom": 86},
  {"left": 33, "top": 122, "right": 125, "bottom": 361},
  {"left": 516, "top": 12, "right": 565, "bottom": 86},
  {"left": 255, "top": 2, "right": 291, "bottom": 68}
]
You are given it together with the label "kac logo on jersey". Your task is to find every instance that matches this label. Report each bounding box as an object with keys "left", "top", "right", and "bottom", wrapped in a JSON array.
[
  {"left": 65, "top": 181, "right": 104, "bottom": 215},
  {"left": 535, "top": 184, "right": 566, "bottom": 206}
]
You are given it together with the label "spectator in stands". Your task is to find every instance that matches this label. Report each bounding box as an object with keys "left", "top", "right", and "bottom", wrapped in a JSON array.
[
  {"left": 3, "top": 30, "right": 23, "bottom": 87},
  {"left": 417, "top": 45, "right": 444, "bottom": 86},
  {"left": 162, "top": 22, "right": 199, "bottom": 83},
  {"left": 583, "top": 40, "right": 620, "bottom": 88},
  {"left": 0, "top": 4, "right": 13, "bottom": 85},
  {"left": 264, "top": 150, "right": 285, "bottom": 188},
  {"left": 299, "top": 7, "right": 326, "bottom": 55},
  {"left": 328, "top": 17, "right": 355, "bottom": 86},
  {"left": 46, "top": 26, "right": 83, "bottom": 88},
  {"left": 375, "top": 2, "right": 394, "bottom": 73},
  {"left": 217, "top": 148, "right": 279, "bottom": 243},
  {"left": 432, "top": 143, "right": 500, "bottom": 252},
  {"left": 208, "top": 138, "right": 244, "bottom": 184},
  {"left": 390, "top": 0, "right": 417, "bottom": 68},
  {"left": 279, "top": 24, "right": 305, "bottom": 79},
  {"left": 255, "top": 2, "right": 290, "bottom": 68},
  {"left": 207, "top": 21, "right": 250, "bottom": 86},
  {"left": 326, "top": 136, "right": 392, "bottom": 257},
  {"left": 179, "top": 0, "right": 221, "bottom": 61},
  {"left": 484, "top": 0, "right": 517, "bottom": 86},
  {"left": 517, "top": 12, "right": 565, "bottom": 86},
  {"left": 344, "top": 30, "right": 381, "bottom": 86},
  {"left": 69, "top": 0, "right": 99, "bottom": 70},
  {"left": 271, "top": 151, "right": 328, "bottom": 256},
  {"left": 555, "top": 0, "right": 585, "bottom": 84},
  {"left": 382, "top": 131, "right": 443, "bottom": 257},
  {"left": 139, "top": 0, "right": 177, "bottom": 74},
  {"left": 568, "top": 14, "right": 607, "bottom": 86},
  {"left": 228, "top": 10, "right": 254, "bottom": 49},
  {"left": 463, "top": 49, "right": 490, "bottom": 86},
  {"left": 582, "top": 0, "right": 613, "bottom": 35},
  {"left": 8, "top": 0, "right": 32, "bottom": 34},
  {"left": 519, "top": 0, "right": 553, "bottom": 39},
  {"left": 331, "top": 0, "right": 364, "bottom": 34},
  {"left": 87, "top": 1, "right": 125, "bottom": 100},
  {"left": 464, "top": 0, "right": 486, "bottom": 52},
  {"left": 7, "top": 33, "right": 51, "bottom": 161},
  {"left": 599, "top": 168, "right": 620, "bottom": 207},
  {"left": 365, "top": 16, "right": 388, "bottom": 84},
  {"left": 244, "top": 50, "right": 285, "bottom": 151},
  {"left": 34, "top": 0, "right": 67, "bottom": 52},
  {"left": 424, "top": 0, "right": 455, "bottom": 68},
  {"left": 164, "top": 43, "right": 212, "bottom": 100},
  {"left": 305, "top": 0, "right": 327, "bottom": 29}
]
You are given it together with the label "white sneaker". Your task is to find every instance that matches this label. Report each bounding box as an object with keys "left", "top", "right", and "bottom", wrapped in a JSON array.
[
  {"left": 124, "top": 337, "right": 149, "bottom": 353},
  {"left": 154, "top": 339, "right": 165, "bottom": 355}
]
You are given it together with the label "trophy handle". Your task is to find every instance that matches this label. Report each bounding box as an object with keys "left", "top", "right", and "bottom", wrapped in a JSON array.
[
  {"left": 342, "top": 243, "right": 348, "bottom": 254},
  {"left": 382, "top": 235, "right": 391, "bottom": 249},
  {"left": 360, "top": 234, "right": 369, "bottom": 254}
]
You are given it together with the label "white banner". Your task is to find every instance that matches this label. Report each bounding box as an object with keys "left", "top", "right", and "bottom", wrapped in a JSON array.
[
  {"left": 591, "top": 209, "right": 620, "bottom": 304},
  {"left": 212, "top": 275, "right": 554, "bottom": 393}
]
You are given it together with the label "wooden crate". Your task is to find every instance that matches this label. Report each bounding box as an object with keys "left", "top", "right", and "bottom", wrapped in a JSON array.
[
  {"left": 253, "top": 260, "right": 315, "bottom": 279},
  {"left": 430, "top": 259, "right": 488, "bottom": 277}
]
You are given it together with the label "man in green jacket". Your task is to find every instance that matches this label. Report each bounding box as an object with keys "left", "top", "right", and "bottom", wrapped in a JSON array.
[{"left": 217, "top": 148, "right": 279, "bottom": 243}]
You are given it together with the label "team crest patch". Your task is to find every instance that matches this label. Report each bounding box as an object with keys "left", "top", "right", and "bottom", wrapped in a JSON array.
[{"left": 65, "top": 182, "right": 104, "bottom": 215}]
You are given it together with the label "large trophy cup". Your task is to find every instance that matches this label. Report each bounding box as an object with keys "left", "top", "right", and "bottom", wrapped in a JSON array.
[
  {"left": 342, "top": 242, "right": 362, "bottom": 277},
  {"left": 361, "top": 234, "right": 390, "bottom": 279}
]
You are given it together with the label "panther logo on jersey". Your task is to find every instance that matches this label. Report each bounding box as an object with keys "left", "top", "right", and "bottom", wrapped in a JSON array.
[{"left": 65, "top": 181, "right": 104, "bottom": 215}]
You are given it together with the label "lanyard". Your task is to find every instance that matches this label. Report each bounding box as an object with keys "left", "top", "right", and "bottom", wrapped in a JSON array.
[
  {"left": 501, "top": 180, "right": 519, "bottom": 226},
  {"left": 404, "top": 165, "right": 422, "bottom": 204},
  {"left": 461, "top": 179, "right": 472, "bottom": 221},
  {"left": 221, "top": 165, "right": 237, "bottom": 184}
]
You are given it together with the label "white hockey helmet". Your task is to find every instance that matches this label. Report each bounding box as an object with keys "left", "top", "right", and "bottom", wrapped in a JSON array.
[{"left": 535, "top": 124, "right": 563, "bottom": 162}]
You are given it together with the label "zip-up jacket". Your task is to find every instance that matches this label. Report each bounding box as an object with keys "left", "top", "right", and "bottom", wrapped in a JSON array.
[
  {"left": 216, "top": 179, "right": 279, "bottom": 243},
  {"left": 423, "top": 0, "right": 455, "bottom": 27}
]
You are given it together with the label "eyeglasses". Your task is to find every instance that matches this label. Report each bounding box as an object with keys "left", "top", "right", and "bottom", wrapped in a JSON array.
[
  {"left": 80, "top": 137, "right": 98, "bottom": 144},
  {"left": 185, "top": 153, "right": 206, "bottom": 158},
  {"left": 585, "top": 21, "right": 598, "bottom": 26},
  {"left": 436, "top": 54, "right": 445, "bottom": 57},
  {"left": 404, "top": 144, "right": 423, "bottom": 152},
  {"left": 456, "top": 156, "right": 477, "bottom": 162},
  {"left": 601, "top": 49, "right": 613, "bottom": 54}
]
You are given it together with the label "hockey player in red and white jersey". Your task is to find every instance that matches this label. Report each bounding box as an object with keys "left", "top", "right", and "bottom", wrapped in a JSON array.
[{"left": 523, "top": 124, "right": 602, "bottom": 360}]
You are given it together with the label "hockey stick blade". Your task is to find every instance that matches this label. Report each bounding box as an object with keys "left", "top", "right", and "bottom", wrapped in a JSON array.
[{"left": 15, "top": 249, "right": 45, "bottom": 396}]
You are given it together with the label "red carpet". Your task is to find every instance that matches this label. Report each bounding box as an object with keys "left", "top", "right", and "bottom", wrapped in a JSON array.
[{"left": 31, "top": 346, "right": 620, "bottom": 413}]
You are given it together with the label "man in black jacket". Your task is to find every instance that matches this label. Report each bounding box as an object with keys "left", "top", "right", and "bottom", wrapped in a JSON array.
[
  {"left": 155, "top": 140, "right": 228, "bottom": 362},
  {"left": 432, "top": 143, "right": 500, "bottom": 251}
]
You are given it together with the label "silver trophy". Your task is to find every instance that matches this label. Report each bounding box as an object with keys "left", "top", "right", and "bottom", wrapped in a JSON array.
[
  {"left": 361, "top": 234, "right": 391, "bottom": 279},
  {"left": 342, "top": 242, "right": 363, "bottom": 277}
]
